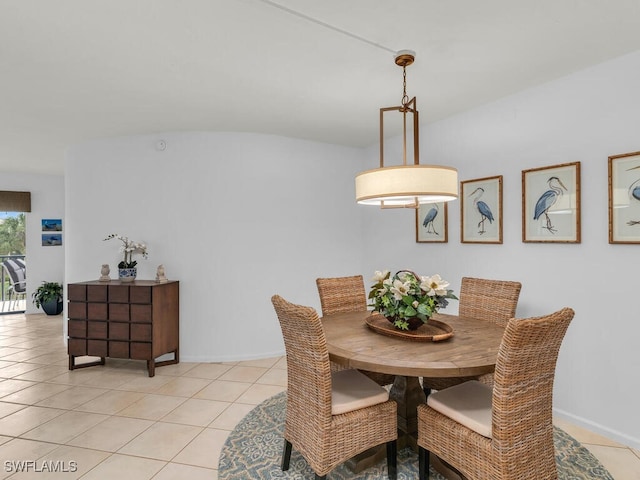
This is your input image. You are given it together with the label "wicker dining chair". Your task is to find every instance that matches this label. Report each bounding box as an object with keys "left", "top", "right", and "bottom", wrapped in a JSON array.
[
  {"left": 272, "top": 295, "right": 398, "bottom": 480},
  {"left": 316, "top": 275, "right": 396, "bottom": 386},
  {"left": 417, "top": 307, "right": 575, "bottom": 480},
  {"left": 422, "top": 276, "right": 522, "bottom": 392}
]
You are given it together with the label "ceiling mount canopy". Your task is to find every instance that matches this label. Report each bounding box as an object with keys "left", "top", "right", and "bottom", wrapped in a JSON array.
[{"left": 355, "top": 50, "right": 458, "bottom": 208}]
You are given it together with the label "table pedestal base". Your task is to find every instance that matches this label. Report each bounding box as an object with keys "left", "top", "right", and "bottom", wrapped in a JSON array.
[{"left": 390, "top": 375, "right": 425, "bottom": 440}]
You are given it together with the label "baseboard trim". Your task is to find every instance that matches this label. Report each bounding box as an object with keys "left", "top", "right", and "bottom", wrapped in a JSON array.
[{"left": 553, "top": 406, "right": 640, "bottom": 450}]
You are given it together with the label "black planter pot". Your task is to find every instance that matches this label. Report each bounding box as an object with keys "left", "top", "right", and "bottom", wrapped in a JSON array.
[{"left": 41, "top": 298, "right": 63, "bottom": 316}]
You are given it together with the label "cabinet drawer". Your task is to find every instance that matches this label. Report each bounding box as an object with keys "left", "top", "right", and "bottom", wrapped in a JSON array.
[
  {"left": 68, "top": 338, "right": 86, "bottom": 356},
  {"left": 130, "top": 342, "right": 152, "bottom": 360},
  {"left": 109, "top": 341, "right": 129, "bottom": 358},
  {"left": 87, "top": 303, "right": 108, "bottom": 320},
  {"left": 109, "top": 322, "right": 130, "bottom": 340},
  {"left": 131, "top": 304, "right": 152, "bottom": 323},
  {"left": 130, "top": 287, "right": 151, "bottom": 304},
  {"left": 109, "top": 285, "right": 129, "bottom": 303},
  {"left": 87, "top": 285, "right": 108, "bottom": 302},
  {"left": 130, "top": 324, "right": 151, "bottom": 342},
  {"left": 87, "top": 340, "right": 107, "bottom": 357},
  {"left": 68, "top": 284, "right": 86, "bottom": 302},
  {"left": 109, "top": 303, "right": 129, "bottom": 321},
  {"left": 87, "top": 321, "right": 107, "bottom": 339},
  {"left": 68, "top": 302, "right": 87, "bottom": 320},
  {"left": 68, "top": 320, "right": 86, "bottom": 338}
]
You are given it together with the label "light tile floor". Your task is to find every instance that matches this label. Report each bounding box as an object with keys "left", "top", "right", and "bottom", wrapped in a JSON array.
[{"left": 0, "top": 313, "right": 637, "bottom": 479}]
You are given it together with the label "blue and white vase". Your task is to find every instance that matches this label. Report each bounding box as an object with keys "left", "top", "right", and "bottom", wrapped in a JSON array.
[{"left": 118, "top": 267, "right": 137, "bottom": 283}]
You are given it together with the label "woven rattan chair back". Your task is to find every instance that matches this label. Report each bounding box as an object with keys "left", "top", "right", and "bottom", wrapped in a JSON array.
[
  {"left": 272, "top": 295, "right": 333, "bottom": 426},
  {"left": 458, "top": 277, "right": 522, "bottom": 327},
  {"left": 316, "top": 276, "right": 395, "bottom": 387},
  {"left": 491, "top": 307, "right": 574, "bottom": 474},
  {"left": 272, "top": 295, "right": 398, "bottom": 479},
  {"left": 423, "top": 276, "right": 522, "bottom": 391},
  {"left": 316, "top": 275, "right": 367, "bottom": 316},
  {"left": 417, "top": 307, "right": 575, "bottom": 480}
]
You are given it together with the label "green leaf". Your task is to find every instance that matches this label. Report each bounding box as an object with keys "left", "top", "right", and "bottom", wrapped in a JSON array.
[
  {"left": 394, "top": 319, "right": 409, "bottom": 331},
  {"left": 404, "top": 305, "right": 417, "bottom": 317}
]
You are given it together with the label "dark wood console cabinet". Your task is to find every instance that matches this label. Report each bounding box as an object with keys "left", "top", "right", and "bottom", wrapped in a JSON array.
[{"left": 67, "top": 280, "right": 179, "bottom": 377}]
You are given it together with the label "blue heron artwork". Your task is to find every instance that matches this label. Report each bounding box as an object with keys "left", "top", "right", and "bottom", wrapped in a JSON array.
[
  {"left": 627, "top": 165, "right": 640, "bottom": 226},
  {"left": 422, "top": 203, "right": 440, "bottom": 235},
  {"left": 469, "top": 187, "right": 493, "bottom": 234},
  {"left": 533, "top": 176, "right": 568, "bottom": 234}
]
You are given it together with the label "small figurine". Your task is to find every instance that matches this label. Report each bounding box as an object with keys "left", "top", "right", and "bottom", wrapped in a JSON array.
[
  {"left": 155, "top": 264, "right": 168, "bottom": 283},
  {"left": 99, "top": 264, "right": 111, "bottom": 282}
]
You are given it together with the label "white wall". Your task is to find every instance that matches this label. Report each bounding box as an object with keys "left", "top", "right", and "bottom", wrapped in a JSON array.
[
  {"left": 360, "top": 50, "right": 640, "bottom": 448},
  {"left": 0, "top": 172, "right": 65, "bottom": 315},
  {"left": 65, "top": 132, "right": 364, "bottom": 362}
]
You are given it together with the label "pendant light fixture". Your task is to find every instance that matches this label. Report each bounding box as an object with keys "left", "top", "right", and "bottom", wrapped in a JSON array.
[{"left": 355, "top": 51, "right": 458, "bottom": 208}]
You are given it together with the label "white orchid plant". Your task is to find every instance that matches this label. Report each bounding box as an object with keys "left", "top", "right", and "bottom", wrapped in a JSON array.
[
  {"left": 368, "top": 270, "right": 457, "bottom": 330},
  {"left": 104, "top": 234, "right": 148, "bottom": 269}
]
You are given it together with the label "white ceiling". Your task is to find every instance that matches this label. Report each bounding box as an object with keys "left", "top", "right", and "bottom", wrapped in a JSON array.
[{"left": 2, "top": 0, "right": 640, "bottom": 175}]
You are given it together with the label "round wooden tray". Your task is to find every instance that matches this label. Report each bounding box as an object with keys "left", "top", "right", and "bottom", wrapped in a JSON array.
[{"left": 364, "top": 314, "right": 454, "bottom": 342}]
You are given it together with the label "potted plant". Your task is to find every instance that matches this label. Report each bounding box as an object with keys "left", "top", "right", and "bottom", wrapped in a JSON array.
[
  {"left": 32, "top": 281, "right": 64, "bottom": 315},
  {"left": 104, "top": 233, "right": 149, "bottom": 282},
  {"left": 368, "top": 270, "right": 457, "bottom": 330}
]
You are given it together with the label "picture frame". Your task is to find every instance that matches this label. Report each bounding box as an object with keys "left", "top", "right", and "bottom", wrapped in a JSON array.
[
  {"left": 460, "top": 175, "right": 503, "bottom": 244},
  {"left": 42, "top": 218, "right": 62, "bottom": 232},
  {"left": 416, "top": 202, "right": 448, "bottom": 243},
  {"left": 42, "top": 234, "right": 62, "bottom": 246},
  {"left": 522, "top": 162, "right": 581, "bottom": 243},
  {"left": 608, "top": 150, "right": 640, "bottom": 244}
]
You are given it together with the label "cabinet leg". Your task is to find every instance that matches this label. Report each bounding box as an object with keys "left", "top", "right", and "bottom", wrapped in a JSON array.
[
  {"left": 68, "top": 355, "right": 105, "bottom": 371},
  {"left": 147, "top": 360, "right": 155, "bottom": 377}
]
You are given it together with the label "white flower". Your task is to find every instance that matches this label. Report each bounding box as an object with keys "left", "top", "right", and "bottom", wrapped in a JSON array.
[
  {"left": 397, "top": 271, "right": 411, "bottom": 281},
  {"left": 372, "top": 270, "right": 389, "bottom": 282},
  {"left": 104, "top": 233, "right": 149, "bottom": 267},
  {"left": 412, "top": 300, "right": 419, "bottom": 308},
  {"left": 390, "top": 279, "right": 411, "bottom": 300},
  {"left": 420, "top": 274, "right": 450, "bottom": 296}
]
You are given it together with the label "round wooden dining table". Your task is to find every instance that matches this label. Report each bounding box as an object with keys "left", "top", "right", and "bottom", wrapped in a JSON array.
[{"left": 322, "top": 310, "right": 505, "bottom": 474}]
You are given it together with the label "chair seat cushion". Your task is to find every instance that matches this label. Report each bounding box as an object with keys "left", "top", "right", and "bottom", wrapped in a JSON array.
[
  {"left": 426, "top": 380, "right": 492, "bottom": 438},
  {"left": 331, "top": 369, "right": 389, "bottom": 415}
]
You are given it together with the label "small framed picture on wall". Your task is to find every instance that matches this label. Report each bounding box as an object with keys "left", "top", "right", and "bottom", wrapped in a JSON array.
[
  {"left": 416, "top": 202, "right": 448, "bottom": 243},
  {"left": 460, "top": 175, "right": 503, "bottom": 244},
  {"left": 522, "top": 162, "right": 581, "bottom": 243},
  {"left": 609, "top": 150, "right": 640, "bottom": 243},
  {"left": 42, "top": 234, "right": 62, "bottom": 246},
  {"left": 41, "top": 219, "right": 62, "bottom": 232}
]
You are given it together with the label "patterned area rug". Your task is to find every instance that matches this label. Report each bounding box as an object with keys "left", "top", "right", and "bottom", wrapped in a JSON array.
[{"left": 219, "top": 392, "right": 613, "bottom": 479}]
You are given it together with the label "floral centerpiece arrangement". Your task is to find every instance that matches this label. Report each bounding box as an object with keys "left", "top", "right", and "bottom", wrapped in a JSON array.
[
  {"left": 104, "top": 234, "right": 148, "bottom": 282},
  {"left": 368, "top": 270, "right": 457, "bottom": 330}
]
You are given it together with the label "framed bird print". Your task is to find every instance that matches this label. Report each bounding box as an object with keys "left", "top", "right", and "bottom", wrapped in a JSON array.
[
  {"left": 522, "top": 162, "right": 581, "bottom": 243},
  {"left": 416, "top": 202, "right": 448, "bottom": 243},
  {"left": 609, "top": 150, "right": 640, "bottom": 244},
  {"left": 461, "top": 175, "right": 503, "bottom": 244}
]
